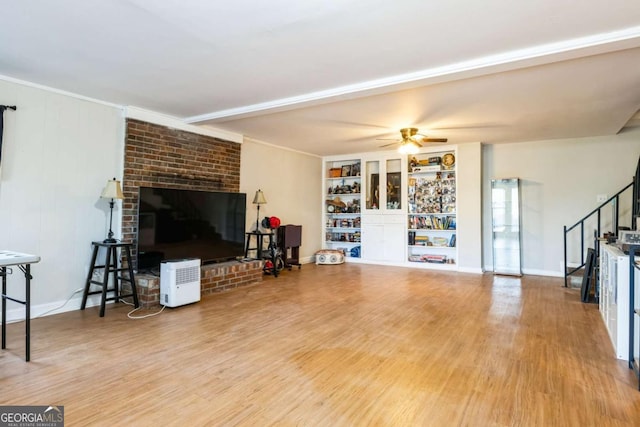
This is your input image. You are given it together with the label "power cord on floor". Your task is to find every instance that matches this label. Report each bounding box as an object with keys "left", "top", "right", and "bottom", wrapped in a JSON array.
[
  {"left": 5, "top": 285, "right": 165, "bottom": 321},
  {"left": 120, "top": 299, "right": 166, "bottom": 319},
  {"left": 34, "top": 287, "right": 85, "bottom": 318}
]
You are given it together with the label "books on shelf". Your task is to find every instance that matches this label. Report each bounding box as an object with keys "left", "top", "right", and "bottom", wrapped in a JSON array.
[
  {"left": 408, "top": 231, "right": 456, "bottom": 247},
  {"left": 409, "top": 215, "right": 456, "bottom": 230},
  {"left": 408, "top": 254, "right": 449, "bottom": 263}
]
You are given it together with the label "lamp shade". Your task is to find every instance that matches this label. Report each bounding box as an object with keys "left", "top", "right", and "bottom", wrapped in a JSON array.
[
  {"left": 398, "top": 141, "right": 420, "bottom": 155},
  {"left": 252, "top": 189, "right": 267, "bottom": 205},
  {"left": 101, "top": 178, "right": 124, "bottom": 200}
]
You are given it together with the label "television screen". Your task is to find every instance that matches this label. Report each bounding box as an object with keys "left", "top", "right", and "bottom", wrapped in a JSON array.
[{"left": 137, "top": 187, "right": 246, "bottom": 269}]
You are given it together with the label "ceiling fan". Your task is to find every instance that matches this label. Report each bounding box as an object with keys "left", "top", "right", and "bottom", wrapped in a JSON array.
[{"left": 378, "top": 127, "right": 447, "bottom": 153}]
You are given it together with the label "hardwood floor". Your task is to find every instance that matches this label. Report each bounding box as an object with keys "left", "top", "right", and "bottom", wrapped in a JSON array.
[{"left": 1, "top": 263, "right": 639, "bottom": 426}]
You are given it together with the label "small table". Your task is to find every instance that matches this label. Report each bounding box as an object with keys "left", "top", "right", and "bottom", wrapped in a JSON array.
[
  {"left": 245, "top": 232, "right": 280, "bottom": 277},
  {"left": 81, "top": 241, "right": 139, "bottom": 317},
  {"left": 0, "top": 250, "right": 41, "bottom": 362},
  {"left": 245, "top": 232, "right": 274, "bottom": 260}
]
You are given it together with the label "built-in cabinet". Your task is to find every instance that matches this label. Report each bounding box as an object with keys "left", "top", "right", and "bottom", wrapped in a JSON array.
[
  {"left": 324, "top": 158, "right": 362, "bottom": 258},
  {"left": 599, "top": 244, "right": 634, "bottom": 360},
  {"left": 407, "top": 150, "right": 457, "bottom": 268},
  {"left": 323, "top": 148, "right": 458, "bottom": 269}
]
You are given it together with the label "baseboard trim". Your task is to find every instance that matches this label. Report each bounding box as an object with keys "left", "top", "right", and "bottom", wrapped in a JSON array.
[{"left": 2, "top": 294, "right": 107, "bottom": 323}]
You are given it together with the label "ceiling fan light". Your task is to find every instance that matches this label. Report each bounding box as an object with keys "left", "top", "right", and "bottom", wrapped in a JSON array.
[{"left": 398, "top": 141, "right": 419, "bottom": 154}]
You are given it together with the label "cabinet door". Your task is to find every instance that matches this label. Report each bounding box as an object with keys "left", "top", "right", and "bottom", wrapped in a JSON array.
[
  {"left": 364, "top": 157, "right": 404, "bottom": 212},
  {"left": 365, "top": 160, "right": 380, "bottom": 210},
  {"left": 361, "top": 214, "right": 405, "bottom": 262},
  {"left": 491, "top": 178, "right": 522, "bottom": 275},
  {"left": 361, "top": 223, "right": 384, "bottom": 261},
  {"left": 382, "top": 215, "right": 405, "bottom": 262},
  {"left": 385, "top": 158, "right": 402, "bottom": 211}
]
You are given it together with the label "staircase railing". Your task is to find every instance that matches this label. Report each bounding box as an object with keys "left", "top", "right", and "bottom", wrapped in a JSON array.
[{"left": 563, "top": 182, "right": 633, "bottom": 287}]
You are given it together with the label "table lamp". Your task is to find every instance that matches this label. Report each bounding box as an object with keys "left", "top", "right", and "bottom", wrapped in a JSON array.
[
  {"left": 252, "top": 189, "right": 267, "bottom": 231},
  {"left": 101, "top": 178, "right": 124, "bottom": 243}
]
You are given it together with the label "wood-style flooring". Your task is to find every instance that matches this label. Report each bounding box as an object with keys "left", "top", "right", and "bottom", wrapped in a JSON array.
[{"left": 1, "top": 263, "right": 639, "bottom": 426}]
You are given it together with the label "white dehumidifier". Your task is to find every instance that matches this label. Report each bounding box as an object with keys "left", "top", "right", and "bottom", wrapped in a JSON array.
[{"left": 160, "top": 258, "right": 201, "bottom": 307}]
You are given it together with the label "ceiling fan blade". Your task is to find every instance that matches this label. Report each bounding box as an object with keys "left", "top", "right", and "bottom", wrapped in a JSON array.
[
  {"left": 428, "top": 122, "right": 504, "bottom": 130},
  {"left": 376, "top": 138, "right": 399, "bottom": 141},
  {"left": 379, "top": 142, "right": 399, "bottom": 148},
  {"left": 420, "top": 138, "right": 448, "bottom": 143},
  {"left": 318, "top": 119, "right": 390, "bottom": 130}
]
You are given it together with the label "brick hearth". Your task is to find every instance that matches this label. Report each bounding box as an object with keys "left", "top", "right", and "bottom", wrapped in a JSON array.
[{"left": 125, "top": 260, "right": 264, "bottom": 308}]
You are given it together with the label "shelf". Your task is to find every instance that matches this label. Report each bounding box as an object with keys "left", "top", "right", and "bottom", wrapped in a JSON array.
[
  {"left": 327, "top": 176, "right": 361, "bottom": 180},
  {"left": 409, "top": 228, "right": 456, "bottom": 233},
  {"left": 323, "top": 150, "right": 460, "bottom": 270},
  {"left": 407, "top": 260, "right": 457, "bottom": 270},
  {"left": 409, "top": 212, "right": 457, "bottom": 216},
  {"left": 408, "top": 255, "right": 456, "bottom": 265},
  {"left": 409, "top": 245, "right": 456, "bottom": 249},
  {"left": 409, "top": 169, "right": 455, "bottom": 176},
  {"left": 324, "top": 157, "right": 364, "bottom": 262},
  {"left": 407, "top": 150, "right": 457, "bottom": 268}
]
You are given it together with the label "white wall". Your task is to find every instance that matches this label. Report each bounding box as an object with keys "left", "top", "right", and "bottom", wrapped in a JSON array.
[
  {"left": 482, "top": 128, "right": 640, "bottom": 276},
  {"left": 0, "top": 79, "right": 124, "bottom": 320},
  {"left": 457, "top": 142, "right": 483, "bottom": 273},
  {"left": 240, "top": 139, "right": 322, "bottom": 262}
]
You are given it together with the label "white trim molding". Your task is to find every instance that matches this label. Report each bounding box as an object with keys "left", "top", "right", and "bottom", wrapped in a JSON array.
[
  {"left": 186, "top": 26, "right": 640, "bottom": 124},
  {"left": 125, "top": 106, "right": 243, "bottom": 143}
]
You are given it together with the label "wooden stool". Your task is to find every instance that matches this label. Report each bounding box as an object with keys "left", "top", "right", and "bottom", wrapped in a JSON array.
[{"left": 81, "top": 241, "right": 139, "bottom": 317}]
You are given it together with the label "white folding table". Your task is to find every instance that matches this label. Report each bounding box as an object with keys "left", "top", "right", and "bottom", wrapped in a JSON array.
[{"left": 0, "top": 250, "right": 40, "bottom": 361}]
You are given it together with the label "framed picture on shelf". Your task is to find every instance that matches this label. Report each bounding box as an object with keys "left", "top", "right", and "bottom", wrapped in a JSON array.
[
  {"left": 369, "top": 173, "right": 379, "bottom": 209},
  {"left": 351, "top": 163, "right": 361, "bottom": 176},
  {"left": 341, "top": 165, "right": 352, "bottom": 177},
  {"left": 386, "top": 172, "right": 401, "bottom": 206}
]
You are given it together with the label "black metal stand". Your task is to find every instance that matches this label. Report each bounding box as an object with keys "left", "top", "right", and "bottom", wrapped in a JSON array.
[
  {"left": 1, "top": 264, "right": 32, "bottom": 361},
  {"left": 81, "top": 242, "right": 139, "bottom": 317},
  {"left": 244, "top": 232, "right": 281, "bottom": 277},
  {"left": 104, "top": 199, "right": 117, "bottom": 243}
]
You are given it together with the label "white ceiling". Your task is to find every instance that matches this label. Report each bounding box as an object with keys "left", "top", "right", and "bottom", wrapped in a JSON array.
[{"left": 1, "top": 0, "right": 639, "bottom": 156}]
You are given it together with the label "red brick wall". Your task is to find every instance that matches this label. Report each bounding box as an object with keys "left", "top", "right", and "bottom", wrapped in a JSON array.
[
  {"left": 200, "top": 260, "right": 264, "bottom": 295},
  {"left": 122, "top": 119, "right": 241, "bottom": 265},
  {"left": 124, "top": 260, "right": 264, "bottom": 308}
]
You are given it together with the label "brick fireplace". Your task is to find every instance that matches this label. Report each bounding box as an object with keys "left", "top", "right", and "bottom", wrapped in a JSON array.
[{"left": 121, "top": 119, "right": 262, "bottom": 306}]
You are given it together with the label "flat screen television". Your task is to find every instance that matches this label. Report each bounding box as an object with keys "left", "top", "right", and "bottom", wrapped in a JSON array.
[{"left": 137, "top": 187, "right": 246, "bottom": 269}]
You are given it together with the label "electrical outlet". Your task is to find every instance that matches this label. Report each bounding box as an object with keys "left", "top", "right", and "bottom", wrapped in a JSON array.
[{"left": 597, "top": 194, "right": 607, "bottom": 203}]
